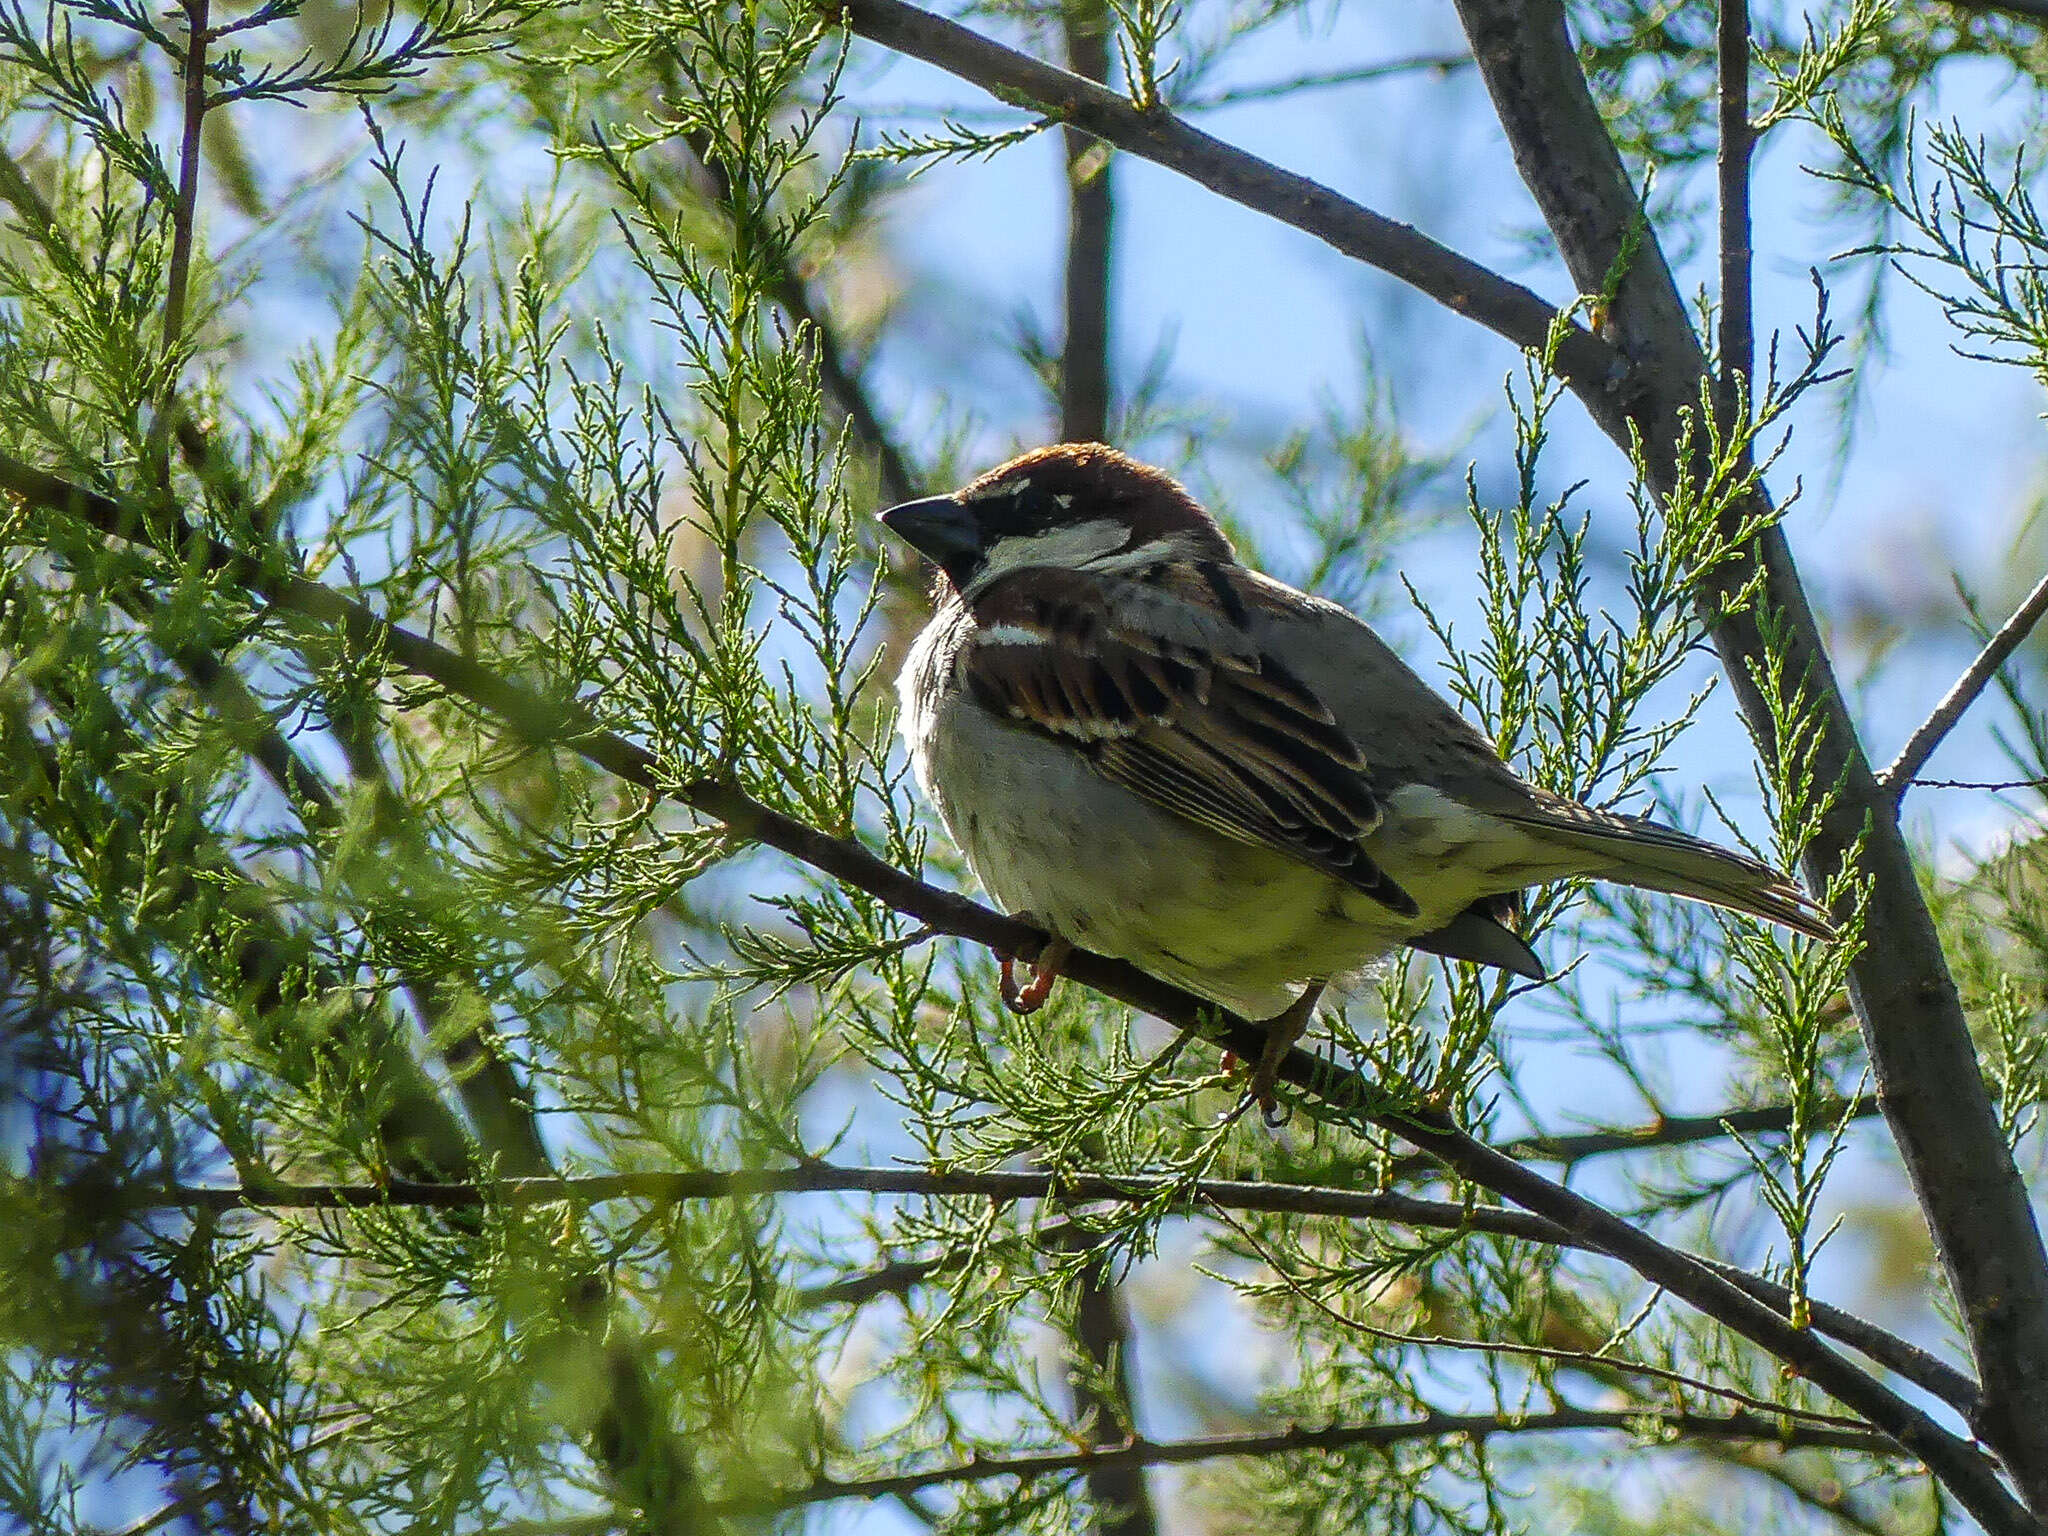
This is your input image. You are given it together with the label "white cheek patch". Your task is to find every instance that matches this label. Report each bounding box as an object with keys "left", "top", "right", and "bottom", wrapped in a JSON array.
[
  {"left": 964, "top": 520, "right": 1130, "bottom": 597},
  {"left": 973, "top": 623, "right": 1051, "bottom": 648},
  {"left": 1077, "top": 536, "right": 1186, "bottom": 575}
]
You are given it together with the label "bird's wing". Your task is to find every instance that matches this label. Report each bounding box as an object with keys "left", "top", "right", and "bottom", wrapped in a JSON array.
[
  {"left": 1228, "top": 573, "right": 1834, "bottom": 941},
  {"left": 962, "top": 565, "right": 1417, "bottom": 916}
]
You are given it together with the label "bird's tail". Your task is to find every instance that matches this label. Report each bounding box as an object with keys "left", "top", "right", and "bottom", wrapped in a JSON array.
[{"left": 1501, "top": 802, "right": 1836, "bottom": 941}]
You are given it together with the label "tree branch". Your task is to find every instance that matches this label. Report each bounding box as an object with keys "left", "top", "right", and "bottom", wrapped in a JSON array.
[
  {"left": 160, "top": 0, "right": 209, "bottom": 365},
  {"left": 2, "top": 456, "right": 2021, "bottom": 1530},
  {"left": 1060, "top": 0, "right": 1113, "bottom": 447},
  {"left": 1880, "top": 567, "right": 2048, "bottom": 803},
  {"left": 1447, "top": 0, "right": 2048, "bottom": 1510},
  {"left": 1053, "top": 10, "right": 1150, "bottom": 1526},
  {"left": 151, "top": 0, "right": 210, "bottom": 489},
  {"left": 830, "top": 0, "right": 1624, "bottom": 409},
  {"left": 1716, "top": 0, "right": 1753, "bottom": 439},
  {"left": 1939, "top": 0, "right": 2048, "bottom": 20},
  {"left": 755, "top": 1410, "right": 1895, "bottom": 1512},
  {"left": 1175, "top": 52, "right": 1473, "bottom": 111},
  {"left": 1395, "top": 1093, "right": 1885, "bottom": 1174},
  {"left": 125, "top": 1162, "right": 1978, "bottom": 1418}
]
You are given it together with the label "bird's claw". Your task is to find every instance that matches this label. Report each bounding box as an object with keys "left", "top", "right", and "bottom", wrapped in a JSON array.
[
  {"left": 1222, "top": 982, "right": 1327, "bottom": 1129},
  {"left": 999, "top": 936, "right": 1071, "bottom": 1014}
]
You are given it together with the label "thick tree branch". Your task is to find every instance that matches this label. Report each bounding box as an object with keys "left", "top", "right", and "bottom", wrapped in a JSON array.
[
  {"left": 1880, "top": 567, "right": 2048, "bottom": 802},
  {"left": 1448, "top": 0, "right": 2048, "bottom": 1510},
  {"left": 2, "top": 457, "right": 2022, "bottom": 1531},
  {"left": 830, "top": 0, "right": 1624, "bottom": 412}
]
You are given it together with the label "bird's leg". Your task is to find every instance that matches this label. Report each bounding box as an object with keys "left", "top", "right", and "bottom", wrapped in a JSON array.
[
  {"left": 998, "top": 917, "right": 1072, "bottom": 1015},
  {"left": 1242, "top": 981, "right": 1327, "bottom": 1125}
]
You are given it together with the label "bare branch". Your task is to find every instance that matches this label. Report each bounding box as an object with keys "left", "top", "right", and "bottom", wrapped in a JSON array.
[
  {"left": 160, "top": 0, "right": 209, "bottom": 364},
  {"left": 832, "top": 0, "right": 1623, "bottom": 404},
  {"left": 1881, "top": 567, "right": 2048, "bottom": 803},
  {"left": 1909, "top": 777, "right": 2048, "bottom": 791},
  {"left": 1060, "top": 0, "right": 1113, "bottom": 446},
  {"left": 150, "top": 0, "right": 211, "bottom": 490}
]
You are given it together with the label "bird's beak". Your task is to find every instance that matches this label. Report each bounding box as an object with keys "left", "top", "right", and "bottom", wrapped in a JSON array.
[{"left": 878, "top": 495, "right": 982, "bottom": 570}]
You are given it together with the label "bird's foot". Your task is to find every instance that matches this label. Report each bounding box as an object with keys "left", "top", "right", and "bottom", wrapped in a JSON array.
[
  {"left": 1237, "top": 981, "right": 1327, "bottom": 1127},
  {"left": 998, "top": 923, "right": 1072, "bottom": 1015}
]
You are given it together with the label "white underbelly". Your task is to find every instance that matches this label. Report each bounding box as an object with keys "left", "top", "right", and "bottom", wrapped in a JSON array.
[{"left": 903, "top": 680, "right": 1427, "bottom": 1016}]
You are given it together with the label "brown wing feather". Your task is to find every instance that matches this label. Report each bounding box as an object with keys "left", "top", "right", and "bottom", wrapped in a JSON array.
[{"left": 963, "top": 568, "right": 1418, "bottom": 916}]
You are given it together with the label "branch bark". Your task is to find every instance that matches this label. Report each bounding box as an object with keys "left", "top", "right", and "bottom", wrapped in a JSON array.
[
  {"left": 1060, "top": 0, "right": 1114, "bottom": 446},
  {"left": 1448, "top": 0, "right": 2048, "bottom": 1509}
]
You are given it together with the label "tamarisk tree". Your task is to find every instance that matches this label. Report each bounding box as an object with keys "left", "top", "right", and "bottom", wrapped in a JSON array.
[{"left": 3, "top": 0, "right": 2048, "bottom": 1531}]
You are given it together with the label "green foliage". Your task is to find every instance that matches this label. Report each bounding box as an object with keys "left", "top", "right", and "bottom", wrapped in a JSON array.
[{"left": 0, "top": 0, "right": 2044, "bottom": 1531}]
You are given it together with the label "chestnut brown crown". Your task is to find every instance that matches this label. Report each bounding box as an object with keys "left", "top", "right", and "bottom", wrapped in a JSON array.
[{"left": 879, "top": 443, "right": 1236, "bottom": 593}]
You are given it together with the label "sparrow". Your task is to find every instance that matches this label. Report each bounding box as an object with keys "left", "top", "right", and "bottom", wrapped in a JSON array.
[{"left": 881, "top": 444, "right": 1834, "bottom": 1109}]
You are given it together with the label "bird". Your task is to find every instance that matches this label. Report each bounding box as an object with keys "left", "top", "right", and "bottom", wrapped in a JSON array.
[{"left": 880, "top": 443, "right": 1834, "bottom": 1111}]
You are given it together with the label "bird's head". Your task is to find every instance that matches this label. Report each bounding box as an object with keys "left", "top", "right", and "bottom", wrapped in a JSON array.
[{"left": 879, "top": 443, "right": 1235, "bottom": 597}]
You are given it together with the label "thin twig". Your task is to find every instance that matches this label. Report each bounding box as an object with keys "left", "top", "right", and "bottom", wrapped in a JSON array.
[
  {"left": 1940, "top": 0, "right": 2048, "bottom": 20},
  {"left": 0, "top": 456, "right": 2013, "bottom": 1527},
  {"left": 752, "top": 1410, "right": 1894, "bottom": 1512},
  {"left": 1176, "top": 52, "right": 1473, "bottom": 111},
  {"left": 1908, "top": 777, "right": 2048, "bottom": 791},
  {"left": 493, "top": 1406, "right": 1895, "bottom": 1533},
  {"left": 1400, "top": 1093, "right": 1885, "bottom": 1174},
  {"left": 1213, "top": 1207, "right": 1876, "bottom": 1434},
  {"left": 1880, "top": 567, "right": 2048, "bottom": 804}
]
